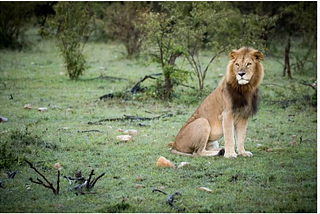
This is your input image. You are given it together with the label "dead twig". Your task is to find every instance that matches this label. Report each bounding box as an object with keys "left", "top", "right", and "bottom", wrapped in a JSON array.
[
  {"left": 7, "top": 170, "right": 19, "bottom": 178},
  {"left": 166, "top": 192, "right": 185, "bottom": 212},
  {"left": 301, "top": 80, "right": 317, "bottom": 90},
  {"left": 78, "top": 130, "right": 103, "bottom": 133},
  {"left": 151, "top": 187, "right": 184, "bottom": 211},
  {"left": 131, "top": 74, "right": 159, "bottom": 94},
  {"left": 89, "top": 172, "right": 106, "bottom": 189},
  {"left": 63, "top": 175, "right": 86, "bottom": 185},
  {"left": 86, "top": 169, "right": 95, "bottom": 189},
  {"left": 151, "top": 187, "right": 167, "bottom": 195},
  {"left": 26, "top": 160, "right": 59, "bottom": 194},
  {"left": 65, "top": 170, "right": 105, "bottom": 194},
  {"left": 95, "top": 113, "right": 173, "bottom": 123}
]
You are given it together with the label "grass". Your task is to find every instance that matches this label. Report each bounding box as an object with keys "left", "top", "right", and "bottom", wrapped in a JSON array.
[{"left": 0, "top": 33, "right": 317, "bottom": 212}]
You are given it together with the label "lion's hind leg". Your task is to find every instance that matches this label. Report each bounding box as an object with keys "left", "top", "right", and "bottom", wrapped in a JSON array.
[
  {"left": 206, "top": 141, "right": 219, "bottom": 151},
  {"left": 173, "top": 118, "right": 221, "bottom": 157}
]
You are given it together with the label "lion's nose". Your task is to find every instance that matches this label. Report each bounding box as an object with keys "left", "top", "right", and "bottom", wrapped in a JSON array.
[{"left": 238, "top": 71, "right": 246, "bottom": 77}]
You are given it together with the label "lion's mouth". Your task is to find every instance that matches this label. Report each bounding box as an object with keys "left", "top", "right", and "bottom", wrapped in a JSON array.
[{"left": 238, "top": 79, "right": 249, "bottom": 85}]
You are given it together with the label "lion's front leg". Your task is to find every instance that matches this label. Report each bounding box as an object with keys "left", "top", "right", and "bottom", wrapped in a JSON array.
[
  {"left": 235, "top": 119, "right": 252, "bottom": 157},
  {"left": 222, "top": 111, "right": 237, "bottom": 158}
]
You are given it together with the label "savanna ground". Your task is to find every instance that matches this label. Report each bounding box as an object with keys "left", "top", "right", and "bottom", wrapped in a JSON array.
[{"left": 0, "top": 30, "right": 317, "bottom": 213}]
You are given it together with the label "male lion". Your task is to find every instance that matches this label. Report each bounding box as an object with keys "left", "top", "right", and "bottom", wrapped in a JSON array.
[{"left": 171, "top": 47, "right": 264, "bottom": 158}]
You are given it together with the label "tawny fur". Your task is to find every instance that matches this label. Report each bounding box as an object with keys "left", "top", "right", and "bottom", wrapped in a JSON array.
[{"left": 171, "top": 47, "right": 264, "bottom": 158}]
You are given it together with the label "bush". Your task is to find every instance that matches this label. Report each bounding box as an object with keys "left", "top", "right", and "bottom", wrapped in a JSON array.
[
  {"left": 48, "top": 2, "right": 94, "bottom": 80},
  {"left": 0, "top": 2, "right": 36, "bottom": 50}
]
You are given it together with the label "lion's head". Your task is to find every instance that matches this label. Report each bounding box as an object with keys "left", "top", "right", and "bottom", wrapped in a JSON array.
[{"left": 227, "top": 47, "right": 264, "bottom": 91}]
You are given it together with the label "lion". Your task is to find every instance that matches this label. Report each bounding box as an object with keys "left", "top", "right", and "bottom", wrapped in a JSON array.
[{"left": 171, "top": 47, "right": 264, "bottom": 158}]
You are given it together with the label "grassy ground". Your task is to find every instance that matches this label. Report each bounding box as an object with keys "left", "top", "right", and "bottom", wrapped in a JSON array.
[{"left": 0, "top": 36, "right": 317, "bottom": 212}]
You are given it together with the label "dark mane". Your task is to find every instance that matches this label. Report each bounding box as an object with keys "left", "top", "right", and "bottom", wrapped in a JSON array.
[{"left": 226, "top": 83, "right": 260, "bottom": 118}]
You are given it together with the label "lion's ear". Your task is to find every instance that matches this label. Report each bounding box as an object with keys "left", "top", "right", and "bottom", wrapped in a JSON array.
[
  {"left": 253, "top": 51, "right": 263, "bottom": 62},
  {"left": 229, "top": 51, "right": 237, "bottom": 60}
]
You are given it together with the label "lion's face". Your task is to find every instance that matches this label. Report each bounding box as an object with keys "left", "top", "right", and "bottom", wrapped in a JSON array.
[{"left": 229, "top": 47, "right": 263, "bottom": 86}]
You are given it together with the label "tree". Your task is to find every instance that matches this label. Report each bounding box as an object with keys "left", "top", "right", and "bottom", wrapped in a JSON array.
[
  {"left": 102, "top": 2, "right": 148, "bottom": 58},
  {"left": 185, "top": 2, "right": 278, "bottom": 90},
  {"left": 281, "top": 2, "right": 317, "bottom": 78},
  {"left": 140, "top": 2, "right": 277, "bottom": 93},
  {"left": 138, "top": 2, "right": 190, "bottom": 99},
  {"left": 48, "top": 2, "right": 95, "bottom": 80},
  {"left": 234, "top": 2, "right": 317, "bottom": 78},
  {"left": 0, "top": 2, "right": 36, "bottom": 49}
]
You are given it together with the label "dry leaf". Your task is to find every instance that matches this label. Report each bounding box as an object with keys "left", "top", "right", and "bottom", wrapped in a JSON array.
[
  {"left": 116, "top": 135, "right": 132, "bottom": 142},
  {"left": 199, "top": 187, "right": 212, "bottom": 193},
  {"left": 290, "top": 141, "right": 298, "bottom": 146},
  {"left": 156, "top": 156, "right": 175, "bottom": 168},
  {"left": 177, "top": 162, "right": 190, "bottom": 169}
]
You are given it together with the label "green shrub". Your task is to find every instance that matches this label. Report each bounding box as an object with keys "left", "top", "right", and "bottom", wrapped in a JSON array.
[
  {"left": 0, "top": 2, "right": 35, "bottom": 49},
  {"left": 48, "top": 2, "right": 94, "bottom": 80}
]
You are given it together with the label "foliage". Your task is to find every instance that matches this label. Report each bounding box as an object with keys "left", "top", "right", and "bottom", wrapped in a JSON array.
[
  {"left": 139, "top": 2, "right": 278, "bottom": 93},
  {"left": 101, "top": 2, "right": 148, "bottom": 58},
  {"left": 48, "top": 2, "right": 95, "bottom": 80},
  {"left": 0, "top": 2, "right": 36, "bottom": 49},
  {"left": 0, "top": 40, "right": 317, "bottom": 212},
  {"left": 0, "top": 128, "right": 57, "bottom": 169},
  {"left": 185, "top": 2, "right": 277, "bottom": 90},
  {"left": 138, "top": 2, "right": 194, "bottom": 99},
  {"left": 282, "top": 2, "right": 317, "bottom": 75}
]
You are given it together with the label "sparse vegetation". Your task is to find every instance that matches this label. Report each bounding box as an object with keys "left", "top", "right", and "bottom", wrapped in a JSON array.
[
  {"left": 0, "top": 1, "right": 317, "bottom": 212},
  {"left": 0, "top": 31, "right": 316, "bottom": 212}
]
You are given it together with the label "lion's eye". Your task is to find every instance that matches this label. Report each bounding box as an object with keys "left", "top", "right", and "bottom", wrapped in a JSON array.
[
  {"left": 235, "top": 63, "right": 240, "bottom": 68},
  {"left": 247, "top": 63, "right": 252, "bottom": 67}
]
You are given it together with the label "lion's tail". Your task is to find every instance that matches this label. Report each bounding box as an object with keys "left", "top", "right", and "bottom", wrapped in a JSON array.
[{"left": 170, "top": 148, "right": 199, "bottom": 157}]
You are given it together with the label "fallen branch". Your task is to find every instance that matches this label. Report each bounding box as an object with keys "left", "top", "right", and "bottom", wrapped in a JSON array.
[
  {"left": 90, "top": 75, "right": 128, "bottom": 81},
  {"left": 65, "top": 169, "right": 105, "bottom": 194},
  {"left": 131, "top": 74, "right": 160, "bottom": 94},
  {"left": 166, "top": 192, "right": 185, "bottom": 212},
  {"left": 63, "top": 175, "right": 86, "bottom": 185},
  {"left": 78, "top": 130, "right": 103, "bottom": 133},
  {"left": 300, "top": 80, "right": 317, "bottom": 90},
  {"left": 89, "top": 172, "right": 106, "bottom": 189},
  {"left": 26, "top": 160, "right": 59, "bottom": 195},
  {"left": 88, "top": 122, "right": 103, "bottom": 125},
  {"left": 7, "top": 170, "right": 19, "bottom": 178},
  {"left": 152, "top": 187, "right": 167, "bottom": 195},
  {"left": 99, "top": 73, "right": 194, "bottom": 100},
  {"left": 91, "top": 113, "right": 173, "bottom": 123},
  {"left": 151, "top": 187, "right": 185, "bottom": 211}
]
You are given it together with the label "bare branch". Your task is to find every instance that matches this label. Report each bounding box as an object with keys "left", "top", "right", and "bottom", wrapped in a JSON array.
[
  {"left": 26, "top": 160, "right": 57, "bottom": 194},
  {"left": 86, "top": 169, "right": 95, "bottom": 189},
  {"left": 89, "top": 173, "right": 106, "bottom": 189}
]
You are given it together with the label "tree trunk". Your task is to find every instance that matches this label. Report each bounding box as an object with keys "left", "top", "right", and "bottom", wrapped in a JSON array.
[
  {"left": 283, "top": 36, "right": 292, "bottom": 79},
  {"left": 164, "top": 52, "right": 181, "bottom": 99}
]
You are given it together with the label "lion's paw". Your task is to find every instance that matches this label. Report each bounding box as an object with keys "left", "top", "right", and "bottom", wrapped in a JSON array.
[
  {"left": 239, "top": 151, "right": 253, "bottom": 157},
  {"left": 224, "top": 152, "right": 237, "bottom": 159}
]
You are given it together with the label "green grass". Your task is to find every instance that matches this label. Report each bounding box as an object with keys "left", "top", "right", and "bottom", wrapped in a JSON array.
[{"left": 0, "top": 35, "right": 317, "bottom": 212}]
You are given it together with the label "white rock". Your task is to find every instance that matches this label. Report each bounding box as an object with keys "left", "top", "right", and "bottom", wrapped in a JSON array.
[
  {"left": 199, "top": 187, "right": 212, "bottom": 193},
  {"left": 116, "top": 135, "right": 132, "bottom": 142},
  {"left": 177, "top": 162, "right": 190, "bottom": 169}
]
